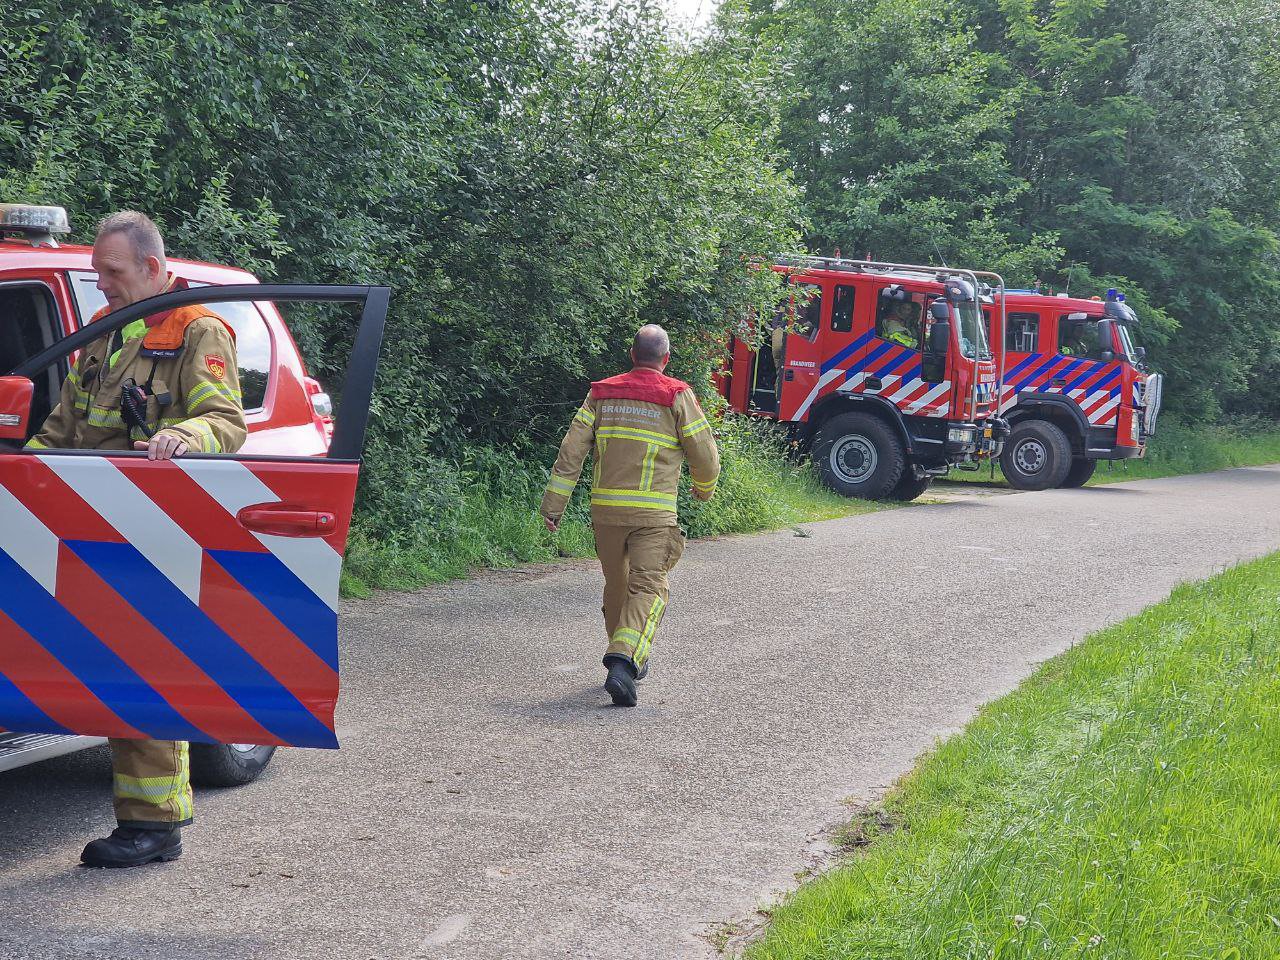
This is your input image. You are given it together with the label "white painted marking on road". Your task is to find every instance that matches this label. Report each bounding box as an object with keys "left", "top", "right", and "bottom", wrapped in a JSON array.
[{"left": 419, "top": 914, "right": 471, "bottom": 947}]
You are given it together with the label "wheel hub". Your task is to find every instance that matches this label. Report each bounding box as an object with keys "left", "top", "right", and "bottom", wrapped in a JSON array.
[
  {"left": 1014, "top": 438, "right": 1047, "bottom": 475},
  {"left": 831, "top": 435, "right": 877, "bottom": 484}
]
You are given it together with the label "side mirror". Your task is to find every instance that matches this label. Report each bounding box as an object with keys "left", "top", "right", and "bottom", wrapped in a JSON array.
[
  {"left": 1135, "top": 346, "right": 1147, "bottom": 361},
  {"left": 928, "top": 301, "right": 951, "bottom": 322},
  {"left": 929, "top": 319, "right": 951, "bottom": 355},
  {"left": 0, "top": 376, "right": 34, "bottom": 441},
  {"left": 1099, "top": 350, "right": 1114, "bottom": 362}
]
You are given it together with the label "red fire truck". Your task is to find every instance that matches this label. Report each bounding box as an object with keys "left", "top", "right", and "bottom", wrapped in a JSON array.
[
  {"left": 721, "top": 257, "right": 1010, "bottom": 500},
  {"left": 0, "top": 203, "right": 388, "bottom": 788},
  {"left": 985, "top": 289, "right": 1163, "bottom": 489}
]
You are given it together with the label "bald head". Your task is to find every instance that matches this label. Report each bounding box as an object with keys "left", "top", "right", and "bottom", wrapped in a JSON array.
[{"left": 632, "top": 324, "right": 671, "bottom": 369}]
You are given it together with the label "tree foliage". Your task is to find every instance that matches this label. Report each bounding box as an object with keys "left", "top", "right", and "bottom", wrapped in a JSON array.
[{"left": 736, "top": 0, "right": 1280, "bottom": 421}]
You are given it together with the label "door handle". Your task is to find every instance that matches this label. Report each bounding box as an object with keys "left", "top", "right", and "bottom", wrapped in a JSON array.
[
  {"left": 238, "top": 503, "right": 337, "bottom": 538},
  {"left": 1051, "top": 378, "right": 1066, "bottom": 387},
  {"left": 784, "top": 369, "right": 795, "bottom": 381},
  {"left": 865, "top": 376, "right": 883, "bottom": 391}
]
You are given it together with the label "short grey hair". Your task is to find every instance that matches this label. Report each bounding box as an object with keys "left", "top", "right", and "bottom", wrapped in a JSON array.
[
  {"left": 632, "top": 324, "right": 670, "bottom": 365},
  {"left": 96, "top": 210, "right": 165, "bottom": 267}
]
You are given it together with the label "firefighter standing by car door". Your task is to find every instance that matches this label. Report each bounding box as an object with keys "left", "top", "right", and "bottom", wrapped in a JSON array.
[
  {"left": 540, "top": 325, "right": 720, "bottom": 706},
  {"left": 26, "top": 211, "right": 246, "bottom": 867}
]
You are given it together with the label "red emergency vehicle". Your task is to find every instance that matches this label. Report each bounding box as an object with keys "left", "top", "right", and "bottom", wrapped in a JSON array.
[
  {"left": 721, "top": 257, "right": 1010, "bottom": 500},
  {"left": 985, "top": 289, "right": 1163, "bottom": 489},
  {"left": 0, "top": 203, "right": 388, "bottom": 787}
]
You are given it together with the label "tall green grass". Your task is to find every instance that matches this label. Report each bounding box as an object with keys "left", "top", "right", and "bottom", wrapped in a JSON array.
[
  {"left": 745, "top": 552, "right": 1280, "bottom": 960},
  {"left": 341, "top": 416, "right": 878, "bottom": 596}
]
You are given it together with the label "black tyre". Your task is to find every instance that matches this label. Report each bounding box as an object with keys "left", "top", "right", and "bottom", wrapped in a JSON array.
[
  {"left": 813, "top": 411, "right": 905, "bottom": 499},
  {"left": 1059, "top": 457, "right": 1097, "bottom": 488},
  {"left": 888, "top": 472, "right": 932, "bottom": 502},
  {"left": 189, "top": 743, "right": 277, "bottom": 788},
  {"left": 999, "top": 420, "right": 1072, "bottom": 491}
]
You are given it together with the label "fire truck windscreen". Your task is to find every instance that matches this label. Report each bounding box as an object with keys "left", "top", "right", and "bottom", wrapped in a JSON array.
[
  {"left": 956, "top": 301, "right": 993, "bottom": 359},
  {"left": 1116, "top": 322, "right": 1141, "bottom": 364}
]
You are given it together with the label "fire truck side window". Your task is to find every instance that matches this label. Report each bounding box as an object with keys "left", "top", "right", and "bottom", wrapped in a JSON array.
[
  {"left": 831, "top": 284, "right": 855, "bottom": 333},
  {"left": 790, "top": 282, "right": 822, "bottom": 341},
  {"left": 875, "top": 286, "right": 922, "bottom": 348},
  {"left": 1058, "top": 314, "right": 1102, "bottom": 359},
  {"left": 1006, "top": 312, "right": 1039, "bottom": 352},
  {"left": 0, "top": 283, "right": 63, "bottom": 440}
]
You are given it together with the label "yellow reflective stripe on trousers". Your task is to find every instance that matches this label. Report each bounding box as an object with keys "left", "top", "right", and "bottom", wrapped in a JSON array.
[
  {"left": 590, "top": 487, "right": 677, "bottom": 510},
  {"left": 546, "top": 474, "right": 576, "bottom": 497},
  {"left": 611, "top": 626, "right": 642, "bottom": 651},
  {"left": 633, "top": 596, "right": 666, "bottom": 666},
  {"left": 114, "top": 760, "right": 192, "bottom": 821},
  {"left": 639, "top": 442, "right": 658, "bottom": 491},
  {"left": 596, "top": 425, "right": 679, "bottom": 448},
  {"left": 574, "top": 405, "right": 596, "bottom": 427},
  {"left": 680, "top": 417, "right": 710, "bottom": 438}
]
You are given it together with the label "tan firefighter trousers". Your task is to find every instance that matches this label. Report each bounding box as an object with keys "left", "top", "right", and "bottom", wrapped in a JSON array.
[
  {"left": 109, "top": 738, "right": 194, "bottom": 829},
  {"left": 595, "top": 525, "right": 686, "bottom": 668}
]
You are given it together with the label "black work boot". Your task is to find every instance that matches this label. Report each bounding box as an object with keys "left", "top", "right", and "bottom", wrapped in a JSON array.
[
  {"left": 81, "top": 826, "right": 182, "bottom": 868},
  {"left": 603, "top": 654, "right": 638, "bottom": 707}
]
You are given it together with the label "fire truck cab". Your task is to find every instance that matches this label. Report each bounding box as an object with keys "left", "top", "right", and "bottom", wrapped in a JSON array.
[
  {"left": 721, "top": 257, "right": 1010, "bottom": 501},
  {"left": 987, "top": 289, "right": 1163, "bottom": 489}
]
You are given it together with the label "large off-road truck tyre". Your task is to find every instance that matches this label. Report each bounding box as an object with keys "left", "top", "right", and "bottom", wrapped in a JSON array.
[
  {"left": 189, "top": 743, "right": 277, "bottom": 788},
  {"left": 813, "top": 411, "right": 905, "bottom": 500},
  {"left": 1059, "top": 457, "right": 1098, "bottom": 488},
  {"left": 1000, "top": 419, "right": 1072, "bottom": 491},
  {"left": 888, "top": 472, "right": 932, "bottom": 501}
]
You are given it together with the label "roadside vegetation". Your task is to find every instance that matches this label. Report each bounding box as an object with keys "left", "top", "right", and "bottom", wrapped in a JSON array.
[
  {"left": 948, "top": 418, "right": 1280, "bottom": 488},
  {"left": 745, "top": 550, "right": 1280, "bottom": 959},
  {"left": 341, "top": 417, "right": 881, "bottom": 596}
]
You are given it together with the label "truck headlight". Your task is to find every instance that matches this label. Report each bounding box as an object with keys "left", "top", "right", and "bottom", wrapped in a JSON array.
[{"left": 948, "top": 427, "right": 976, "bottom": 443}]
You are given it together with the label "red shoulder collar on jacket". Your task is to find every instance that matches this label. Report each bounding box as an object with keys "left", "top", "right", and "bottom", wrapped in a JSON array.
[
  {"left": 590, "top": 367, "right": 690, "bottom": 407},
  {"left": 91, "top": 275, "right": 235, "bottom": 350}
]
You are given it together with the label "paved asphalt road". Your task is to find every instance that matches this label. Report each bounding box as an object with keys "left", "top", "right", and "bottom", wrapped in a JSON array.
[{"left": 1, "top": 466, "right": 1278, "bottom": 960}]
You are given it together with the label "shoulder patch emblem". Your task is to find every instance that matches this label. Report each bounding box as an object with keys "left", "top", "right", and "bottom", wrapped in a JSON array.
[{"left": 205, "top": 354, "right": 227, "bottom": 380}]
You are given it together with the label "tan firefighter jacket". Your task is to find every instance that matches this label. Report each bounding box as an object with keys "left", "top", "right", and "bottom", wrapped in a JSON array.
[
  {"left": 27, "top": 276, "right": 246, "bottom": 454},
  {"left": 540, "top": 366, "right": 721, "bottom": 528}
]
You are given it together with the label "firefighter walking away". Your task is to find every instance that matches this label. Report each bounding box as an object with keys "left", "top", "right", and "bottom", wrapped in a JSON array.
[{"left": 540, "top": 325, "right": 720, "bottom": 706}]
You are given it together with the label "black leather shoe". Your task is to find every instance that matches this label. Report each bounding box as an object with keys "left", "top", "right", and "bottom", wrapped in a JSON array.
[
  {"left": 603, "top": 654, "right": 638, "bottom": 707},
  {"left": 81, "top": 827, "right": 182, "bottom": 868}
]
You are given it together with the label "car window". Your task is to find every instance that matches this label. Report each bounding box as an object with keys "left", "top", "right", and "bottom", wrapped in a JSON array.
[
  {"left": 0, "top": 283, "right": 62, "bottom": 436},
  {"left": 67, "top": 272, "right": 272, "bottom": 411},
  {"left": 213, "top": 302, "right": 273, "bottom": 411}
]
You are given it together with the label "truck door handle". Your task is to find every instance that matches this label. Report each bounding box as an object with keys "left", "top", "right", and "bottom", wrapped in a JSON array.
[
  {"left": 1051, "top": 378, "right": 1066, "bottom": 387},
  {"left": 865, "top": 376, "right": 883, "bottom": 391},
  {"left": 238, "top": 503, "right": 337, "bottom": 538},
  {"left": 784, "top": 369, "right": 795, "bottom": 381}
]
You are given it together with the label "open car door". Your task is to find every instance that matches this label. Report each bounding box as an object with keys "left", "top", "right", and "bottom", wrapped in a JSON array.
[{"left": 0, "top": 284, "right": 388, "bottom": 749}]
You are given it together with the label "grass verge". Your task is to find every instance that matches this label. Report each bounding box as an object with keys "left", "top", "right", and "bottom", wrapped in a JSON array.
[
  {"left": 341, "top": 417, "right": 882, "bottom": 597},
  {"left": 948, "top": 418, "right": 1280, "bottom": 488},
  {"left": 744, "top": 551, "right": 1280, "bottom": 959}
]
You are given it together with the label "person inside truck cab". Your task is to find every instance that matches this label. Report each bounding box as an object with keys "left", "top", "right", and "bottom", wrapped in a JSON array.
[
  {"left": 877, "top": 288, "right": 919, "bottom": 349},
  {"left": 1058, "top": 320, "right": 1094, "bottom": 359}
]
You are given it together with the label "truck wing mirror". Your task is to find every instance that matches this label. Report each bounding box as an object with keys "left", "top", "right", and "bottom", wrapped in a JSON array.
[
  {"left": 928, "top": 301, "right": 951, "bottom": 322},
  {"left": 1099, "top": 349, "right": 1114, "bottom": 362},
  {"left": 0, "top": 376, "right": 34, "bottom": 441},
  {"left": 1135, "top": 346, "right": 1147, "bottom": 361},
  {"left": 928, "top": 319, "right": 951, "bottom": 355}
]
